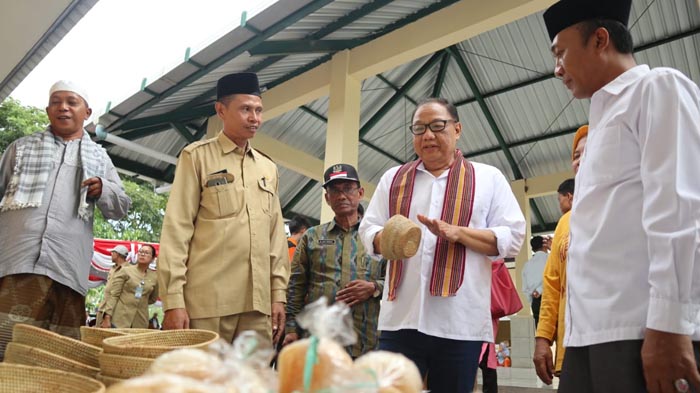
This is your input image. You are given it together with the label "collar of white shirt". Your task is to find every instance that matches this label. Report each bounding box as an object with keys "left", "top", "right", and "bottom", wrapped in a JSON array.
[{"left": 599, "top": 64, "right": 650, "bottom": 96}]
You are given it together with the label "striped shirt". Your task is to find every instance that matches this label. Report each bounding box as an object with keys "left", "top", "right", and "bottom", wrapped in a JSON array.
[{"left": 285, "top": 218, "right": 386, "bottom": 358}]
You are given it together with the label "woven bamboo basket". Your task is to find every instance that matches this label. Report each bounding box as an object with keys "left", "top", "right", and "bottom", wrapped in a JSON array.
[
  {"left": 99, "top": 352, "right": 154, "bottom": 379},
  {"left": 1, "top": 353, "right": 104, "bottom": 392},
  {"left": 102, "top": 329, "right": 219, "bottom": 358},
  {"left": 13, "top": 324, "right": 102, "bottom": 367},
  {"left": 5, "top": 342, "right": 100, "bottom": 378},
  {"left": 95, "top": 372, "right": 126, "bottom": 387},
  {"left": 80, "top": 327, "right": 152, "bottom": 348}
]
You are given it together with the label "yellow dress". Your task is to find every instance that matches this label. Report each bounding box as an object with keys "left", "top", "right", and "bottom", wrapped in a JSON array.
[{"left": 535, "top": 211, "right": 570, "bottom": 373}]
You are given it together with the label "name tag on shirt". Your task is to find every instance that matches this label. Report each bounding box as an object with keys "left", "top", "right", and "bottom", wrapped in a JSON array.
[{"left": 318, "top": 239, "right": 335, "bottom": 246}]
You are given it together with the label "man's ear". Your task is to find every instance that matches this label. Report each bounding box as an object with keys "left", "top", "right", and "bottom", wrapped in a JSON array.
[
  {"left": 595, "top": 27, "right": 611, "bottom": 51},
  {"left": 215, "top": 101, "right": 225, "bottom": 119}
]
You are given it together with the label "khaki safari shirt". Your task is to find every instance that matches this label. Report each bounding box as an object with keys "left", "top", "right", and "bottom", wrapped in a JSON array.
[
  {"left": 158, "top": 132, "right": 289, "bottom": 319},
  {"left": 104, "top": 265, "right": 158, "bottom": 328}
]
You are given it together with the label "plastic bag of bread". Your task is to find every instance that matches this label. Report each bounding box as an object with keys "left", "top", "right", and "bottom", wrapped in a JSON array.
[
  {"left": 105, "top": 374, "right": 233, "bottom": 393},
  {"left": 278, "top": 297, "right": 357, "bottom": 393},
  {"left": 354, "top": 351, "right": 423, "bottom": 393},
  {"left": 213, "top": 331, "right": 278, "bottom": 392},
  {"left": 146, "top": 348, "right": 224, "bottom": 381}
]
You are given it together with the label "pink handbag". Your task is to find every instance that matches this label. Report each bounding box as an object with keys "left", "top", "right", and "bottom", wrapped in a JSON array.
[{"left": 491, "top": 260, "right": 523, "bottom": 319}]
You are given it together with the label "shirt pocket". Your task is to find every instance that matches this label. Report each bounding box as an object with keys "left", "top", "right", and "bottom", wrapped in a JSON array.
[
  {"left": 200, "top": 183, "right": 245, "bottom": 218},
  {"left": 258, "top": 178, "right": 275, "bottom": 216},
  {"left": 579, "top": 125, "right": 638, "bottom": 187}
]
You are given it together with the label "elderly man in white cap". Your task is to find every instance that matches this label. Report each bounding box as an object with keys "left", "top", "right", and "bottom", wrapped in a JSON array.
[
  {"left": 96, "top": 245, "right": 131, "bottom": 327},
  {"left": 0, "top": 80, "right": 131, "bottom": 359}
]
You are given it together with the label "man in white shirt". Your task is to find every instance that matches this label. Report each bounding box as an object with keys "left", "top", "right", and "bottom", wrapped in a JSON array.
[
  {"left": 359, "top": 97, "right": 525, "bottom": 393},
  {"left": 544, "top": 0, "right": 700, "bottom": 392},
  {"left": 521, "top": 236, "right": 549, "bottom": 328}
]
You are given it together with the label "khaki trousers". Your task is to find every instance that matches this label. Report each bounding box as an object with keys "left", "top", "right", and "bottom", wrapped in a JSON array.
[{"left": 190, "top": 310, "right": 271, "bottom": 344}]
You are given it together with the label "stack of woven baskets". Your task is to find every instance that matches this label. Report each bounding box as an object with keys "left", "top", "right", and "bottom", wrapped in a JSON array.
[
  {"left": 96, "top": 329, "right": 219, "bottom": 386},
  {"left": 0, "top": 363, "right": 105, "bottom": 393},
  {"left": 5, "top": 324, "right": 102, "bottom": 379}
]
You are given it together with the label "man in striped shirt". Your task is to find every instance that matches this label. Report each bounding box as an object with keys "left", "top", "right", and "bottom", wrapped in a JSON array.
[{"left": 283, "top": 164, "right": 386, "bottom": 357}]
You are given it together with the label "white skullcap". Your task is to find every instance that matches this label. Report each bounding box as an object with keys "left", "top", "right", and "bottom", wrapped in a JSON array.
[{"left": 49, "top": 80, "right": 90, "bottom": 107}]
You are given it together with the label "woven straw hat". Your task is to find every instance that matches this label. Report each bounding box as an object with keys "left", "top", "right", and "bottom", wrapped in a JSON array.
[
  {"left": 4, "top": 342, "right": 100, "bottom": 379},
  {"left": 99, "top": 352, "right": 154, "bottom": 379},
  {"left": 80, "top": 327, "right": 153, "bottom": 348},
  {"left": 380, "top": 214, "right": 421, "bottom": 260},
  {"left": 0, "top": 363, "right": 105, "bottom": 393},
  {"left": 102, "top": 330, "right": 219, "bottom": 359},
  {"left": 13, "top": 324, "right": 101, "bottom": 367},
  {"left": 96, "top": 372, "right": 125, "bottom": 388}
]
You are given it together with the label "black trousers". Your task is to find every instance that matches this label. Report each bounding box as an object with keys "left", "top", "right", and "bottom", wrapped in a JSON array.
[
  {"left": 531, "top": 296, "right": 541, "bottom": 328},
  {"left": 379, "top": 329, "right": 482, "bottom": 393},
  {"left": 479, "top": 343, "right": 498, "bottom": 393},
  {"left": 559, "top": 340, "right": 700, "bottom": 393}
]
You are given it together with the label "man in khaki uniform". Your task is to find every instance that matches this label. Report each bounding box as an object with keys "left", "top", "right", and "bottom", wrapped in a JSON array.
[
  {"left": 96, "top": 244, "right": 130, "bottom": 326},
  {"left": 158, "top": 72, "right": 288, "bottom": 345}
]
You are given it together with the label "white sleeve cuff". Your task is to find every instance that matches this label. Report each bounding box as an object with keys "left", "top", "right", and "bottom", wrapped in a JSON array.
[
  {"left": 489, "top": 226, "right": 512, "bottom": 259},
  {"left": 646, "top": 296, "right": 697, "bottom": 335}
]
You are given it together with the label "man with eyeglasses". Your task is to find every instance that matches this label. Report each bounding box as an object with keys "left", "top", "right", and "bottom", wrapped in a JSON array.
[
  {"left": 283, "top": 164, "right": 386, "bottom": 358},
  {"left": 359, "top": 97, "right": 525, "bottom": 393}
]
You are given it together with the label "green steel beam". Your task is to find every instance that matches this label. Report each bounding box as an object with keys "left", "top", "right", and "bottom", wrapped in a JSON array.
[
  {"left": 167, "top": 0, "right": 397, "bottom": 117},
  {"left": 532, "top": 222, "right": 557, "bottom": 234},
  {"left": 299, "top": 105, "right": 327, "bottom": 123},
  {"left": 465, "top": 125, "right": 580, "bottom": 159},
  {"left": 447, "top": 46, "right": 522, "bottom": 178},
  {"left": 98, "top": 123, "right": 173, "bottom": 149},
  {"left": 110, "top": 156, "right": 166, "bottom": 181},
  {"left": 193, "top": 119, "right": 208, "bottom": 141},
  {"left": 282, "top": 179, "right": 319, "bottom": 215},
  {"left": 376, "top": 75, "right": 417, "bottom": 105},
  {"left": 447, "top": 45, "right": 548, "bottom": 227},
  {"left": 360, "top": 52, "right": 444, "bottom": 138},
  {"left": 249, "top": 39, "right": 367, "bottom": 56},
  {"left": 171, "top": 122, "right": 196, "bottom": 143},
  {"left": 367, "top": 0, "right": 460, "bottom": 40},
  {"left": 121, "top": 105, "right": 214, "bottom": 130},
  {"left": 454, "top": 27, "right": 700, "bottom": 107},
  {"left": 432, "top": 52, "right": 450, "bottom": 97},
  {"left": 105, "top": 0, "right": 335, "bottom": 132},
  {"left": 299, "top": 105, "right": 406, "bottom": 164}
]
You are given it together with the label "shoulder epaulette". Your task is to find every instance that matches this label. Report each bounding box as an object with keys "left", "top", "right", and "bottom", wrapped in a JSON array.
[{"left": 182, "top": 137, "right": 217, "bottom": 153}]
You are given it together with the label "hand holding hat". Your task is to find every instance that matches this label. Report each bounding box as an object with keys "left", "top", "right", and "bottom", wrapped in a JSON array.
[{"left": 380, "top": 214, "right": 421, "bottom": 261}]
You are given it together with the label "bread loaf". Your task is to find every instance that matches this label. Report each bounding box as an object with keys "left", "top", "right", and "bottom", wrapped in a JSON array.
[
  {"left": 278, "top": 337, "right": 353, "bottom": 393},
  {"left": 354, "top": 351, "right": 423, "bottom": 393}
]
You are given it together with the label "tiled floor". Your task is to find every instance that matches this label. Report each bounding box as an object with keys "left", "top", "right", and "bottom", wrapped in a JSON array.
[{"left": 475, "top": 367, "right": 559, "bottom": 391}]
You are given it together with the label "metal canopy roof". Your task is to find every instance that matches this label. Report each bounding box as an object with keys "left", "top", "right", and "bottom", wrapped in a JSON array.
[
  {"left": 0, "top": 0, "right": 98, "bottom": 102},
  {"left": 97, "top": 0, "right": 700, "bottom": 231}
]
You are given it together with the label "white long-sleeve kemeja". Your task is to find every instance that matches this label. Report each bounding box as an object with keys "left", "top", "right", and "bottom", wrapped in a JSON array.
[
  {"left": 566, "top": 65, "right": 700, "bottom": 347},
  {"left": 359, "top": 161, "right": 525, "bottom": 341}
]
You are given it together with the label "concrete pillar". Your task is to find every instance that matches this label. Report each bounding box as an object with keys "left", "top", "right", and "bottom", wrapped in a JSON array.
[
  {"left": 321, "top": 50, "right": 362, "bottom": 222},
  {"left": 508, "top": 179, "right": 535, "bottom": 369}
]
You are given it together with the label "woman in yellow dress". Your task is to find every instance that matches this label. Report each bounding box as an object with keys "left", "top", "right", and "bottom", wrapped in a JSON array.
[
  {"left": 533, "top": 125, "right": 588, "bottom": 385},
  {"left": 101, "top": 244, "right": 159, "bottom": 328}
]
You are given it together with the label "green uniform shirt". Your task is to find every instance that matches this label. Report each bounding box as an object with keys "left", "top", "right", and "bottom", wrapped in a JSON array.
[{"left": 286, "top": 218, "right": 386, "bottom": 357}]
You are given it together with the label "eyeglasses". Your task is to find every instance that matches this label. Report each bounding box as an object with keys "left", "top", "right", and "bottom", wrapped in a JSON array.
[
  {"left": 138, "top": 250, "right": 152, "bottom": 256},
  {"left": 409, "top": 119, "right": 456, "bottom": 135},
  {"left": 326, "top": 186, "right": 360, "bottom": 197}
]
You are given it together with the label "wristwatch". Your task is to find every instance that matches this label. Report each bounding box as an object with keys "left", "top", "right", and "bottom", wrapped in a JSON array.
[{"left": 372, "top": 282, "right": 381, "bottom": 298}]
